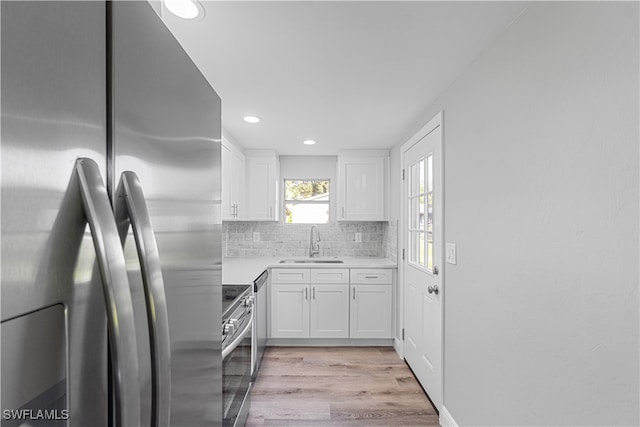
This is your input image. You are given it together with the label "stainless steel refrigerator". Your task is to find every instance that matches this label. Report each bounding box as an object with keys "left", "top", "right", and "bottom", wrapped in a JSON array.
[{"left": 1, "top": 2, "right": 222, "bottom": 426}]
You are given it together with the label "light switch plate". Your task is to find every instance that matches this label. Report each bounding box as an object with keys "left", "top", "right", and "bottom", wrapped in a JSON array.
[
  {"left": 355, "top": 232, "right": 362, "bottom": 243},
  {"left": 445, "top": 243, "right": 457, "bottom": 265},
  {"left": 253, "top": 232, "right": 260, "bottom": 242}
]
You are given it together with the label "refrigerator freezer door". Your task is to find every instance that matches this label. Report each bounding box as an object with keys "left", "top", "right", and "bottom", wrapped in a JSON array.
[
  {"left": 111, "top": 2, "right": 223, "bottom": 425},
  {"left": 1, "top": 2, "right": 111, "bottom": 426}
]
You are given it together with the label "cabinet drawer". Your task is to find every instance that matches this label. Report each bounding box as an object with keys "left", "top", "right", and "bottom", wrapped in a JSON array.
[
  {"left": 310, "top": 269, "right": 350, "bottom": 284},
  {"left": 350, "top": 269, "right": 392, "bottom": 284},
  {"left": 271, "top": 268, "right": 310, "bottom": 284}
]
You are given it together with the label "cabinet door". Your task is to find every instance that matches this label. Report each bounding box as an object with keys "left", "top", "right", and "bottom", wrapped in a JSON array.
[
  {"left": 246, "top": 156, "right": 279, "bottom": 221},
  {"left": 221, "top": 143, "right": 234, "bottom": 220},
  {"left": 270, "top": 284, "right": 309, "bottom": 338},
  {"left": 350, "top": 284, "right": 392, "bottom": 338},
  {"left": 222, "top": 142, "right": 245, "bottom": 220},
  {"left": 338, "top": 157, "right": 386, "bottom": 221},
  {"left": 310, "top": 284, "right": 349, "bottom": 338},
  {"left": 231, "top": 148, "right": 245, "bottom": 219}
]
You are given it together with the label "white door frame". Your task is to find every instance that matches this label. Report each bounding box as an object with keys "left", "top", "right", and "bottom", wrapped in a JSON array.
[{"left": 398, "top": 110, "right": 444, "bottom": 404}]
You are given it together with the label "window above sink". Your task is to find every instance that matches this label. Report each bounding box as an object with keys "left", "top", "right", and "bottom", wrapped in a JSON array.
[{"left": 284, "top": 179, "right": 330, "bottom": 224}]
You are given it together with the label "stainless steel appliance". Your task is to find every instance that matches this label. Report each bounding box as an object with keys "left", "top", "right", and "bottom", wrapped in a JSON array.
[
  {"left": 253, "top": 270, "right": 269, "bottom": 378},
  {"left": 1, "top": 2, "right": 222, "bottom": 426},
  {"left": 222, "top": 285, "right": 254, "bottom": 427}
]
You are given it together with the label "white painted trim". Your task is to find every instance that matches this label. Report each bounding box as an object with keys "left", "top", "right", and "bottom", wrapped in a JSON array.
[
  {"left": 393, "top": 337, "right": 404, "bottom": 359},
  {"left": 399, "top": 110, "right": 445, "bottom": 410},
  {"left": 267, "top": 338, "right": 393, "bottom": 347},
  {"left": 338, "top": 149, "right": 390, "bottom": 157},
  {"left": 440, "top": 406, "right": 458, "bottom": 427}
]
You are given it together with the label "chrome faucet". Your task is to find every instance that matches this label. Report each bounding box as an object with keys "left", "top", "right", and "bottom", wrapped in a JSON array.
[{"left": 309, "top": 225, "right": 321, "bottom": 258}]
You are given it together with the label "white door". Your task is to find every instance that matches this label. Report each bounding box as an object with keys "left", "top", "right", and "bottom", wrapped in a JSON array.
[{"left": 403, "top": 115, "right": 443, "bottom": 410}]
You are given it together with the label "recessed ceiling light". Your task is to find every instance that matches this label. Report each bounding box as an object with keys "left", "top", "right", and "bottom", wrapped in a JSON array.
[
  {"left": 243, "top": 116, "right": 262, "bottom": 124},
  {"left": 303, "top": 140, "right": 317, "bottom": 145},
  {"left": 164, "top": 0, "right": 204, "bottom": 20}
]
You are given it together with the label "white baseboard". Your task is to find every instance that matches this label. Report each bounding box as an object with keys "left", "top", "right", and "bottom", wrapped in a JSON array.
[
  {"left": 440, "top": 405, "right": 458, "bottom": 427},
  {"left": 393, "top": 337, "right": 404, "bottom": 359},
  {"left": 267, "top": 338, "right": 393, "bottom": 347}
]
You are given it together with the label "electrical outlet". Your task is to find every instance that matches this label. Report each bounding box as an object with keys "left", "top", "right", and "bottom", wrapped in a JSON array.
[
  {"left": 445, "top": 243, "right": 457, "bottom": 265},
  {"left": 355, "top": 232, "right": 362, "bottom": 243},
  {"left": 253, "top": 232, "right": 260, "bottom": 242}
]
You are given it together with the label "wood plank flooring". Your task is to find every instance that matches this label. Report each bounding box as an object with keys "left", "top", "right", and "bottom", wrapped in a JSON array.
[{"left": 247, "top": 347, "right": 439, "bottom": 426}]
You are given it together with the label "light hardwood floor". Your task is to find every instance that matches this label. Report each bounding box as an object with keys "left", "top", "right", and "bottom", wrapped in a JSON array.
[{"left": 247, "top": 346, "right": 439, "bottom": 426}]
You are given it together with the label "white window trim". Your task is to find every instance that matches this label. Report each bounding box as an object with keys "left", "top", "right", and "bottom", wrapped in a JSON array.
[{"left": 282, "top": 178, "right": 331, "bottom": 224}]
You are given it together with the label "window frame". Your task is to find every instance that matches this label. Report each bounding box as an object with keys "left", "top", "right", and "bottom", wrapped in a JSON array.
[{"left": 282, "top": 178, "right": 331, "bottom": 224}]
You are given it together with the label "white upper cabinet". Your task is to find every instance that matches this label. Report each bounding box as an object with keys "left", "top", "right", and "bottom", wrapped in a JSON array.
[
  {"left": 222, "top": 138, "right": 245, "bottom": 221},
  {"left": 246, "top": 150, "right": 280, "bottom": 221},
  {"left": 337, "top": 150, "right": 389, "bottom": 221}
]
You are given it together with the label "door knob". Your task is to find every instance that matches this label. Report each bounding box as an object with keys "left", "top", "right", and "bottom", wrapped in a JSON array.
[
  {"left": 428, "top": 285, "right": 439, "bottom": 295},
  {"left": 433, "top": 266, "right": 439, "bottom": 275}
]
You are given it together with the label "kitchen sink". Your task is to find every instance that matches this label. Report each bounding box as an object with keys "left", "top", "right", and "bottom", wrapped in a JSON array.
[{"left": 279, "top": 259, "right": 344, "bottom": 264}]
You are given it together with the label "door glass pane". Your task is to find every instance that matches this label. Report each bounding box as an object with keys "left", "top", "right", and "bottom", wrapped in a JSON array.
[
  {"left": 410, "top": 198, "right": 418, "bottom": 229},
  {"left": 427, "top": 233, "right": 433, "bottom": 270},
  {"left": 408, "top": 156, "right": 431, "bottom": 269},
  {"left": 410, "top": 163, "right": 418, "bottom": 196},
  {"left": 407, "top": 153, "right": 435, "bottom": 271},
  {"left": 419, "top": 159, "right": 425, "bottom": 195},
  {"left": 427, "top": 155, "right": 433, "bottom": 192},
  {"left": 419, "top": 195, "right": 425, "bottom": 230}
]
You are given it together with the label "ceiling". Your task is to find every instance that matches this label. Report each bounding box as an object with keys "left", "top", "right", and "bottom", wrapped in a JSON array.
[{"left": 160, "top": 1, "right": 529, "bottom": 155}]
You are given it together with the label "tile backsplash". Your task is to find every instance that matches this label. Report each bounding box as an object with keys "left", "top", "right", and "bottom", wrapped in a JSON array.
[
  {"left": 224, "top": 222, "right": 392, "bottom": 258},
  {"left": 384, "top": 221, "right": 398, "bottom": 264}
]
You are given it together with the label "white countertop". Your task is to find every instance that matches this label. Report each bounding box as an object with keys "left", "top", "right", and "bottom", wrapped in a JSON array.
[{"left": 222, "top": 256, "right": 397, "bottom": 285}]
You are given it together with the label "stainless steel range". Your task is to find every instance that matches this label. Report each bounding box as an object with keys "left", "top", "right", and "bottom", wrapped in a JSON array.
[{"left": 221, "top": 285, "right": 253, "bottom": 427}]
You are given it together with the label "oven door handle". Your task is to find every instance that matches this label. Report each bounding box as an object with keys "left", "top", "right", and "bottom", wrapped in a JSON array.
[{"left": 222, "top": 317, "right": 252, "bottom": 360}]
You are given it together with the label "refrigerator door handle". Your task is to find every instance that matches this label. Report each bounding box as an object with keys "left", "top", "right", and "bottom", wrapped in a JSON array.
[
  {"left": 75, "top": 158, "right": 141, "bottom": 427},
  {"left": 115, "top": 171, "right": 171, "bottom": 427}
]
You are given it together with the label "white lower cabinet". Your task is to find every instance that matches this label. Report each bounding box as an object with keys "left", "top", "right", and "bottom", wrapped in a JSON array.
[
  {"left": 270, "top": 283, "right": 349, "bottom": 339},
  {"left": 270, "top": 283, "right": 309, "bottom": 338},
  {"left": 269, "top": 267, "right": 393, "bottom": 340},
  {"left": 349, "top": 284, "right": 392, "bottom": 338},
  {"left": 310, "top": 284, "right": 349, "bottom": 338}
]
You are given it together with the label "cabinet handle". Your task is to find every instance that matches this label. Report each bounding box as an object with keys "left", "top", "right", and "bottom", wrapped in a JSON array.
[
  {"left": 305, "top": 288, "right": 308, "bottom": 300},
  {"left": 342, "top": 207, "right": 345, "bottom": 218},
  {"left": 235, "top": 204, "right": 238, "bottom": 217},
  {"left": 312, "top": 287, "right": 316, "bottom": 300},
  {"left": 365, "top": 276, "right": 378, "bottom": 279},
  {"left": 353, "top": 288, "right": 356, "bottom": 300}
]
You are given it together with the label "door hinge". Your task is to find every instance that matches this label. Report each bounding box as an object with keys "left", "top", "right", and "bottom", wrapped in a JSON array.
[
  {"left": 402, "top": 249, "right": 405, "bottom": 260},
  {"left": 402, "top": 328, "right": 405, "bottom": 340},
  {"left": 402, "top": 169, "right": 405, "bottom": 180}
]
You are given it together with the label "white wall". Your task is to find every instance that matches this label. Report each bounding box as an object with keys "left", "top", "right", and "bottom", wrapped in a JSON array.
[
  {"left": 392, "top": 2, "right": 639, "bottom": 425},
  {"left": 279, "top": 155, "right": 337, "bottom": 221}
]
